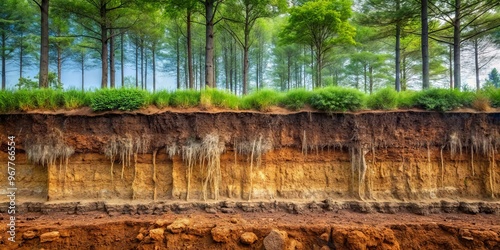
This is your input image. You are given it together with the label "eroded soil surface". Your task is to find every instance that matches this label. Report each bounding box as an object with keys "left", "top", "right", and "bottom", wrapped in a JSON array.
[{"left": 0, "top": 208, "right": 499, "bottom": 250}]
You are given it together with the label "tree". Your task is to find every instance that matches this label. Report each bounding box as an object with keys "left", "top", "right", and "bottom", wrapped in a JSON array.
[
  {"left": 57, "top": 0, "right": 139, "bottom": 88},
  {"left": 281, "top": 0, "right": 355, "bottom": 89},
  {"left": 421, "top": 0, "right": 429, "bottom": 89},
  {"left": 429, "top": 0, "right": 500, "bottom": 90},
  {"left": 199, "top": 0, "right": 224, "bottom": 89},
  {"left": 358, "top": 0, "right": 418, "bottom": 92},
  {"left": 486, "top": 68, "right": 500, "bottom": 88},
  {"left": 223, "top": 0, "right": 286, "bottom": 94},
  {"left": 33, "top": 0, "right": 50, "bottom": 88}
]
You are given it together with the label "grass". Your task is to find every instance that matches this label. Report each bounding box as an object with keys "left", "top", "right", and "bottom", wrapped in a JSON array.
[
  {"left": 2, "top": 86, "right": 500, "bottom": 113},
  {"left": 240, "top": 89, "right": 282, "bottom": 111}
]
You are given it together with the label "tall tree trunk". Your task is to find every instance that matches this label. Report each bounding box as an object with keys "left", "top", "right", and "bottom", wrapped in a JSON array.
[
  {"left": 364, "top": 64, "right": 367, "bottom": 93},
  {"left": 140, "top": 39, "right": 144, "bottom": 89},
  {"left": 229, "top": 42, "right": 234, "bottom": 93},
  {"left": 242, "top": 15, "right": 250, "bottom": 94},
  {"left": 204, "top": 0, "right": 215, "bottom": 88},
  {"left": 421, "top": 0, "right": 429, "bottom": 89},
  {"left": 135, "top": 37, "right": 139, "bottom": 88},
  {"left": 100, "top": 2, "right": 108, "bottom": 88},
  {"left": 152, "top": 46, "right": 156, "bottom": 92},
  {"left": 39, "top": 0, "right": 49, "bottom": 88},
  {"left": 145, "top": 46, "right": 148, "bottom": 90},
  {"left": 395, "top": 0, "right": 401, "bottom": 92},
  {"left": 187, "top": 10, "right": 194, "bottom": 89},
  {"left": 57, "top": 46, "right": 62, "bottom": 85},
  {"left": 176, "top": 36, "right": 181, "bottom": 89},
  {"left": 19, "top": 33, "right": 23, "bottom": 79},
  {"left": 121, "top": 32, "right": 124, "bottom": 87},
  {"left": 453, "top": 0, "right": 461, "bottom": 90},
  {"left": 369, "top": 66, "right": 374, "bottom": 94},
  {"left": 1, "top": 27, "right": 6, "bottom": 90},
  {"left": 474, "top": 38, "right": 480, "bottom": 91},
  {"left": 223, "top": 35, "right": 229, "bottom": 90},
  {"left": 110, "top": 29, "right": 115, "bottom": 88},
  {"left": 81, "top": 53, "right": 85, "bottom": 91},
  {"left": 449, "top": 45, "right": 453, "bottom": 89}
]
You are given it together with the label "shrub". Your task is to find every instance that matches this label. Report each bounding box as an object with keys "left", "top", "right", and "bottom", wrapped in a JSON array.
[
  {"left": 367, "top": 88, "right": 398, "bottom": 110},
  {"left": 414, "top": 88, "right": 472, "bottom": 111},
  {"left": 200, "top": 88, "right": 239, "bottom": 109},
  {"left": 240, "top": 89, "right": 281, "bottom": 111},
  {"left": 396, "top": 91, "right": 418, "bottom": 109},
  {"left": 309, "top": 87, "right": 365, "bottom": 112},
  {"left": 170, "top": 89, "right": 200, "bottom": 108},
  {"left": 472, "top": 94, "right": 491, "bottom": 111},
  {"left": 62, "top": 89, "right": 89, "bottom": 109},
  {"left": 280, "top": 88, "right": 313, "bottom": 110},
  {"left": 151, "top": 90, "right": 171, "bottom": 108},
  {"left": 90, "top": 88, "right": 147, "bottom": 111},
  {"left": 484, "top": 88, "right": 500, "bottom": 108}
]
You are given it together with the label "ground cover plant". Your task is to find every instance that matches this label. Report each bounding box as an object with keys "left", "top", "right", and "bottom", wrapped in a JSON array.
[{"left": 1, "top": 87, "right": 499, "bottom": 113}]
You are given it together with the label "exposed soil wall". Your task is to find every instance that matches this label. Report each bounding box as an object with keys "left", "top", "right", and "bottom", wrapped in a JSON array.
[
  {"left": 1, "top": 111, "right": 499, "bottom": 203},
  {"left": 1, "top": 110, "right": 500, "bottom": 249}
]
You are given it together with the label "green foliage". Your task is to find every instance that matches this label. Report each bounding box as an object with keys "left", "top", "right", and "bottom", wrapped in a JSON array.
[
  {"left": 200, "top": 88, "right": 240, "bottom": 109},
  {"left": 280, "top": 88, "right": 313, "bottom": 110},
  {"left": 62, "top": 89, "right": 89, "bottom": 109},
  {"left": 151, "top": 91, "right": 172, "bottom": 108},
  {"left": 310, "top": 87, "right": 365, "bottom": 112},
  {"left": 240, "top": 89, "right": 282, "bottom": 111},
  {"left": 414, "top": 88, "right": 473, "bottom": 111},
  {"left": 16, "top": 77, "right": 39, "bottom": 90},
  {"left": 396, "top": 91, "right": 418, "bottom": 109},
  {"left": 170, "top": 89, "right": 201, "bottom": 108},
  {"left": 486, "top": 68, "right": 500, "bottom": 88},
  {"left": 484, "top": 87, "right": 500, "bottom": 107},
  {"left": 367, "top": 88, "right": 398, "bottom": 110},
  {"left": 0, "top": 91, "right": 16, "bottom": 112},
  {"left": 90, "top": 88, "right": 147, "bottom": 111},
  {"left": 32, "top": 89, "right": 64, "bottom": 110}
]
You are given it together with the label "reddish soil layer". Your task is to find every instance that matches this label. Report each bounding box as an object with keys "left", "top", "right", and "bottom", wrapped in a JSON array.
[{"left": 0, "top": 210, "right": 499, "bottom": 249}]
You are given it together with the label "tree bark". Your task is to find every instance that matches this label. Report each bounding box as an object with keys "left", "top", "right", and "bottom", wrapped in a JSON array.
[
  {"left": 453, "top": 0, "right": 461, "bottom": 90},
  {"left": 135, "top": 37, "right": 138, "bottom": 88},
  {"left": 19, "top": 33, "right": 24, "bottom": 79},
  {"left": 152, "top": 46, "right": 156, "bottom": 92},
  {"left": 110, "top": 29, "right": 115, "bottom": 88},
  {"left": 421, "top": 0, "right": 429, "bottom": 89},
  {"left": 176, "top": 36, "right": 181, "bottom": 89},
  {"left": 1, "top": 26, "right": 6, "bottom": 90},
  {"left": 81, "top": 53, "right": 85, "bottom": 91},
  {"left": 57, "top": 46, "right": 62, "bottom": 86},
  {"left": 121, "top": 32, "right": 124, "bottom": 87},
  {"left": 39, "top": 0, "right": 49, "bottom": 88},
  {"left": 474, "top": 38, "right": 480, "bottom": 91},
  {"left": 449, "top": 45, "right": 453, "bottom": 89},
  {"left": 187, "top": 10, "right": 194, "bottom": 89},
  {"left": 204, "top": 0, "right": 215, "bottom": 88},
  {"left": 100, "top": 2, "right": 108, "bottom": 88},
  {"left": 395, "top": 0, "right": 401, "bottom": 92}
]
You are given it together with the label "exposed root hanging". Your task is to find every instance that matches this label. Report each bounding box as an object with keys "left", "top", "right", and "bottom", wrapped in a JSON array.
[
  {"left": 236, "top": 135, "right": 273, "bottom": 200},
  {"left": 103, "top": 134, "right": 150, "bottom": 181},
  {"left": 25, "top": 129, "right": 75, "bottom": 168},
  {"left": 152, "top": 149, "right": 158, "bottom": 201}
]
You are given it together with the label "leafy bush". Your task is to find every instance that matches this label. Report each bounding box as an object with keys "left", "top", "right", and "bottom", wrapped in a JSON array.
[
  {"left": 200, "top": 88, "right": 240, "bottom": 109},
  {"left": 309, "top": 87, "right": 365, "bottom": 112},
  {"left": 33, "top": 89, "right": 63, "bottom": 110},
  {"left": 396, "top": 91, "right": 418, "bottom": 109},
  {"left": 151, "top": 90, "right": 171, "bottom": 108},
  {"left": 240, "top": 89, "right": 281, "bottom": 111},
  {"left": 90, "top": 88, "right": 147, "bottom": 111},
  {"left": 62, "top": 89, "right": 89, "bottom": 109},
  {"left": 280, "top": 88, "right": 313, "bottom": 110},
  {"left": 170, "top": 89, "right": 200, "bottom": 108},
  {"left": 414, "top": 88, "right": 472, "bottom": 111},
  {"left": 484, "top": 88, "right": 500, "bottom": 108},
  {"left": 367, "top": 88, "right": 398, "bottom": 110}
]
